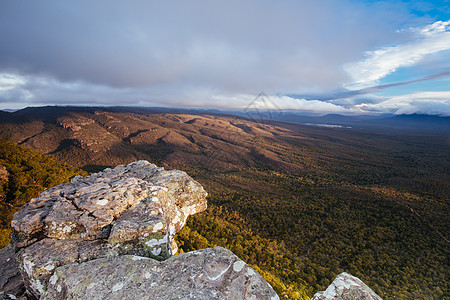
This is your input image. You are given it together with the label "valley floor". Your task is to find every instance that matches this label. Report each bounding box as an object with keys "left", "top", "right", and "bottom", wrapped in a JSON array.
[{"left": 0, "top": 107, "right": 448, "bottom": 299}]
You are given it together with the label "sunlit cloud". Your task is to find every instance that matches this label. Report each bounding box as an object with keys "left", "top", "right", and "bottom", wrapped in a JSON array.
[
  {"left": 345, "top": 20, "right": 450, "bottom": 89},
  {"left": 0, "top": 72, "right": 355, "bottom": 113},
  {"left": 0, "top": 73, "right": 26, "bottom": 92},
  {"left": 356, "top": 91, "right": 450, "bottom": 115},
  {"left": 211, "top": 94, "right": 353, "bottom": 113}
]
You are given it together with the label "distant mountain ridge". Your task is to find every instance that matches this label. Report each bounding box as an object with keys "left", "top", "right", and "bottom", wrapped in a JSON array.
[
  {"left": 3, "top": 106, "right": 449, "bottom": 134},
  {"left": 268, "top": 112, "right": 450, "bottom": 134}
]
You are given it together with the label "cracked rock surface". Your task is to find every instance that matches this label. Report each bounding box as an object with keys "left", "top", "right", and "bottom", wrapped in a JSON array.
[
  {"left": 41, "top": 247, "right": 279, "bottom": 300},
  {"left": 10, "top": 161, "right": 207, "bottom": 299},
  {"left": 311, "top": 272, "right": 382, "bottom": 300}
]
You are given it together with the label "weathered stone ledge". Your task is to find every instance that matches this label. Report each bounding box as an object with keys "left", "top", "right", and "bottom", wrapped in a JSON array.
[
  {"left": 10, "top": 161, "right": 208, "bottom": 298},
  {"left": 42, "top": 247, "right": 279, "bottom": 300}
]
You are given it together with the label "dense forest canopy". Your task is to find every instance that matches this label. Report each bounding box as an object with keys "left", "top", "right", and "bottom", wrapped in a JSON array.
[
  {"left": 0, "top": 139, "right": 87, "bottom": 248},
  {"left": 0, "top": 107, "right": 448, "bottom": 299}
]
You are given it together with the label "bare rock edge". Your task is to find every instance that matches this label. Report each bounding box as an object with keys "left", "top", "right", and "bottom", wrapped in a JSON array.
[
  {"left": 42, "top": 247, "right": 278, "bottom": 300},
  {"left": 2, "top": 161, "right": 279, "bottom": 299},
  {"left": 311, "top": 272, "right": 382, "bottom": 300}
]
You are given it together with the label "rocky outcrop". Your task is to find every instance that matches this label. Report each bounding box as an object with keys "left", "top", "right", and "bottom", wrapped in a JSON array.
[
  {"left": 10, "top": 161, "right": 208, "bottom": 299},
  {"left": 41, "top": 246, "right": 279, "bottom": 300},
  {"left": 311, "top": 272, "right": 382, "bottom": 300},
  {"left": 0, "top": 245, "right": 26, "bottom": 300},
  {"left": 4, "top": 161, "right": 278, "bottom": 299}
]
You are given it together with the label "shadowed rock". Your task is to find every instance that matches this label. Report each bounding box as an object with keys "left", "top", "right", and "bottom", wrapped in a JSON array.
[
  {"left": 0, "top": 245, "right": 26, "bottom": 300},
  {"left": 10, "top": 161, "right": 207, "bottom": 299},
  {"left": 41, "top": 247, "right": 279, "bottom": 300},
  {"left": 311, "top": 272, "right": 382, "bottom": 300}
]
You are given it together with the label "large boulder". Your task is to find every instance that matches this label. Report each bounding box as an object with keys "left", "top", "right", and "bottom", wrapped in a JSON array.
[
  {"left": 311, "top": 272, "right": 382, "bottom": 300},
  {"left": 41, "top": 246, "right": 279, "bottom": 300},
  {"left": 10, "top": 161, "right": 207, "bottom": 299}
]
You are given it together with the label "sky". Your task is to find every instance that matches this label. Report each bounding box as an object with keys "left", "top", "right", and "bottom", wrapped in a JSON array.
[{"left": 0, "top": 0, "right": 449, "bottom": 115}]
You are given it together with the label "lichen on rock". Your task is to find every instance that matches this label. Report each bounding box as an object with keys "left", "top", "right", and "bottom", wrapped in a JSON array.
[
  {"left": 41, "top": 247, "right": 279, "bottom": 300},
  {"left": 10, "top": 161, "right": 208, "bottom": 298}
]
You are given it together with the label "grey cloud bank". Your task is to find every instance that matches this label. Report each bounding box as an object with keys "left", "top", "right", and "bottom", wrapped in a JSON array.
[{"left": 0, "top": 1, "right": 449, "bottom": 115}]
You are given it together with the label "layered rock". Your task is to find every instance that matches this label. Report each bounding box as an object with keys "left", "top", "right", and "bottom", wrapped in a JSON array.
[
  {"left": 10, "top": 161, "right": 208, "bottom": 299},
  {"left": 311, "top": 272, "right": 382, "bottom": 300},
  {"left": 41, "top": 247, "right": 279, "bottom": 300}
]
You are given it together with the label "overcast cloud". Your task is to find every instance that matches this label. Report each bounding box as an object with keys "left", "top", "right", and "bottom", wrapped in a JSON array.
[{"left": 0, "top": 0, "right": 449, "bottom": 115}]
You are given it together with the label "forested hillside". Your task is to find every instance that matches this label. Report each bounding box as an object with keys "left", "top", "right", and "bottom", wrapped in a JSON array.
[
  {"left": 0, "top": 139, "right": 87, "bottom": 248},
  {"left": 0, "top": 107, "right": 448, "bottom": 299}
]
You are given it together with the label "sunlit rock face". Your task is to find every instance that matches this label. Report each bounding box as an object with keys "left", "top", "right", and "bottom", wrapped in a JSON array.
[
  {"left": 10, "top": 161, "right": 207, "bottom": 299},
  {"left": 311, "top": 272, "right": 382, "bottom": 300},
  {"left": 41, "top": 247, "right": 279, "bottom": 300}
]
